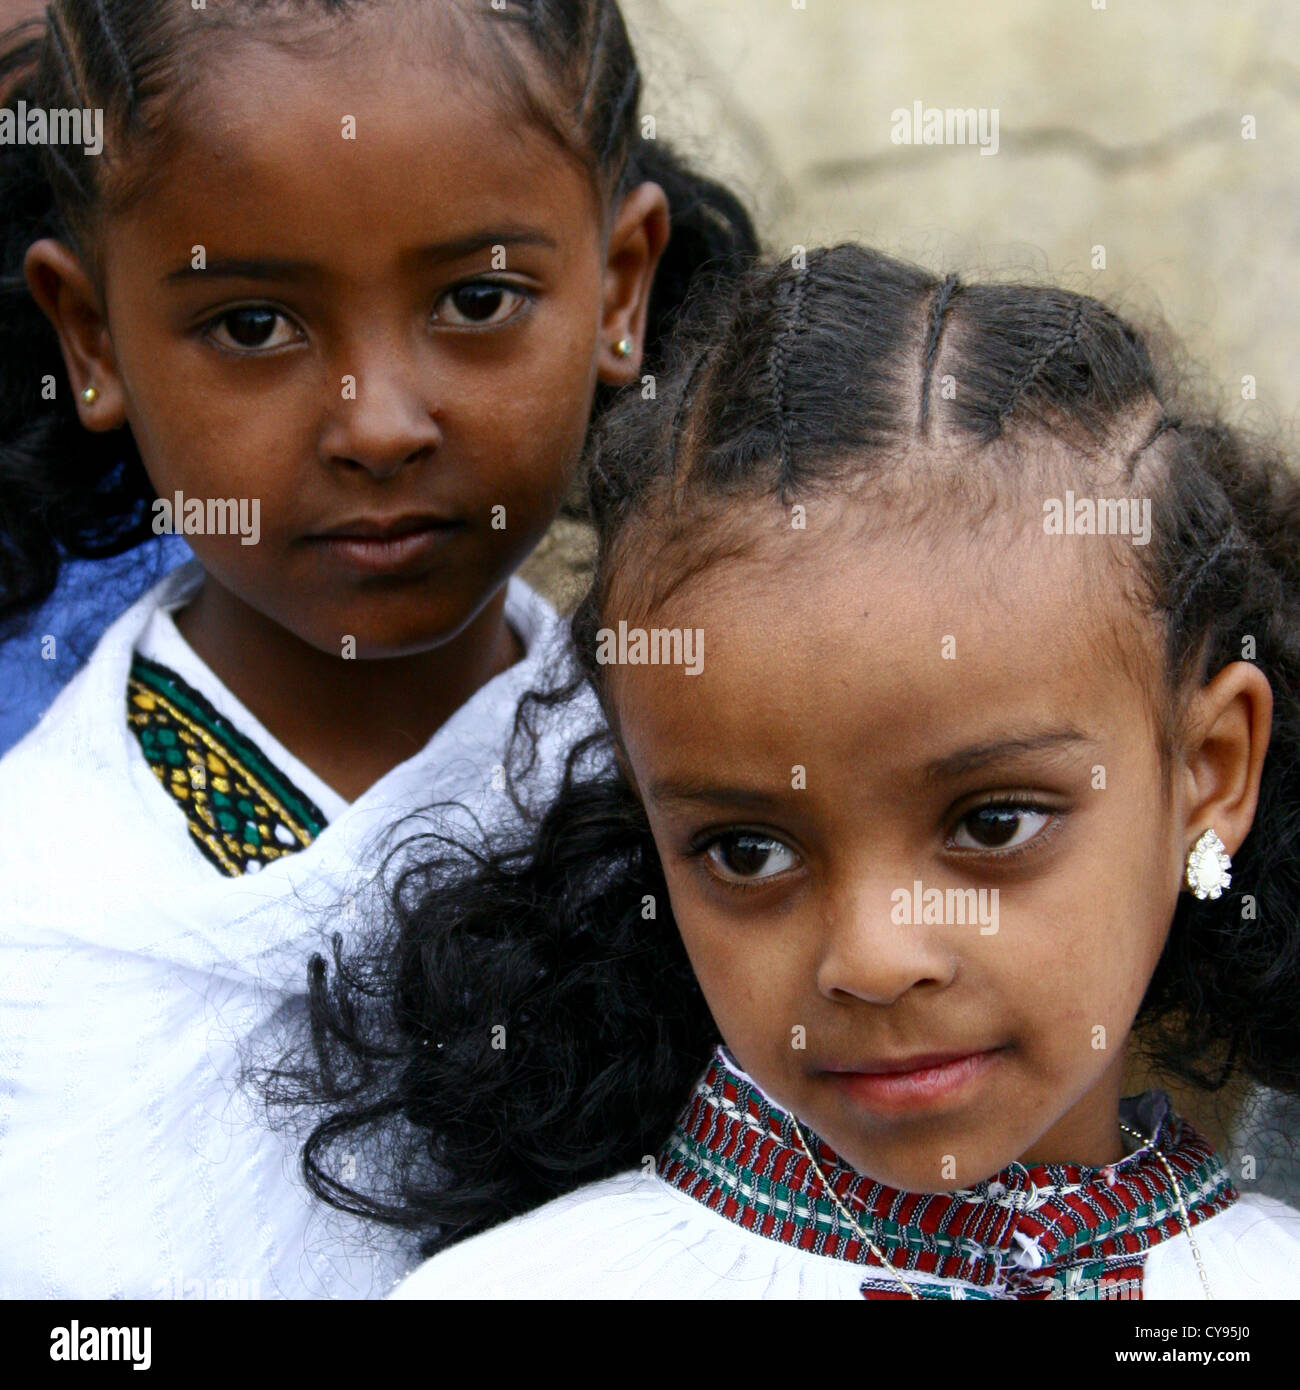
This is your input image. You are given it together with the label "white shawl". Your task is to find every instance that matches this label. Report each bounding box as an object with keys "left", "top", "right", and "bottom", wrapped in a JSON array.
[
  {"left": 390, "top": 1172, "right": 1300, "bottom": 1301},
  {"left": 0, "top": 560, "right": 596, "bottom": 1298}
]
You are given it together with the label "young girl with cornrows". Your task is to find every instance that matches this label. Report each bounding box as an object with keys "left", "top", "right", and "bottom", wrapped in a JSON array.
[{"left": 289, "top": 244, "right": 1300, "bottom": 1299}]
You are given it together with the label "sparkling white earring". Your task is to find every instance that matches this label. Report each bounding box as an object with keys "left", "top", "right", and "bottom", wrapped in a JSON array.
[
  {"left": 80, "top": 386, "right": 99, "bottom": 406},
  {"left": 613, "top": 337, "right": 633, "bottom": 358},
  {"left": 1185, "top": 828, "right": 1231, "bottom": 900}
]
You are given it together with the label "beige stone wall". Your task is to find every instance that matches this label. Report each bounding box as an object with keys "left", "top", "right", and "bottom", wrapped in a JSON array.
[{"left": 623, "top": 0, "right": 1300, "bottom": 424}]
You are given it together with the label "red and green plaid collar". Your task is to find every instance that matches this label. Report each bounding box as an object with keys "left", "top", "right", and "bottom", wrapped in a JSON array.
[{"left": 655, "top": 1049, "right": 1237, "bottom": 1300}]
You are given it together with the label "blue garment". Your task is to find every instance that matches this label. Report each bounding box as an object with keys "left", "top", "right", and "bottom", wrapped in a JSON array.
[{"left": 0, "top": 537, "right": 191, "bottom": 756}]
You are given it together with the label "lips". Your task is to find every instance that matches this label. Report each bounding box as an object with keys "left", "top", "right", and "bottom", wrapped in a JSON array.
[
  {"left": 824, "top": 1048, "right": 1004, "bottom": 1114},
  {"left": 311, "top": 513, "right": 458, "bottom": 541},
  {"left": 305, "top": 513, "right": 465, "bottom": 576},
  {"left": 828, "top": 1050, "right": 987, "bottom": 1077}
]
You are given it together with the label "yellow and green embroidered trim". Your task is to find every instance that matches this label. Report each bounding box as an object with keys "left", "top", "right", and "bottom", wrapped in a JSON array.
[{"left": 127, "top": 653, "right": 328, "bottom": 876}]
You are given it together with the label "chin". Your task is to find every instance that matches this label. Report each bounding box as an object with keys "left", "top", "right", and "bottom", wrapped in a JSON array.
[
  {"left": 331, "top": 593, "right": 490, "bottom": 656},
  {"left": 806, "top": 1101, "right": 1021, "bottom": 1193},
  {"left": 832, "top": 1137, "right": 1014, "bottom": 1194}
]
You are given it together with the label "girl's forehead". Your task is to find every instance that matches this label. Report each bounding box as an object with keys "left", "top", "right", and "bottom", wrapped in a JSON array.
[
  {"left": 619, "top": 479, "right": 1099, "bottom": 617},
  {"left": 609, "top": 493, "right": 1162, "bottom": 756},
  {"left": 170, "top": 4, "right": 528, "bottom": 135},
  {"left": 141, "top": 2, "right": 581, "bottom": 190},
  {"left": 762, "top": 505, "right": 1126, "bottom": 636},
  {"left": 104, "top": 16, "right": 599, "bottom": 275}
]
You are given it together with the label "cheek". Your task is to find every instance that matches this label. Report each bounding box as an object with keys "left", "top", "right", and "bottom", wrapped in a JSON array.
[
  {"left": 519, "top": 297, "right": 601, "bottom": 416},
  {"left": 448, "top": 448, "right": 580, "bottom": 568},
  {"left": 1013, "top": 778, "right": 1177, "bottom": 1031},
  {"left": 125, "top": 370, "right": 303, "bottom": 506},
  {"left": 661, "top": 868, "right": 808, "bottom": 1060},
  {"left": 1003, "top": 892, "right": 1171, "bottom": 1074},
  {"left": 1085, "top": 822, "right": 1179, "bottom": 1026},
  {"left": 483, "top": 419, "right": 586, "bottom": 500},
  {"left": 660, "top": 867, "right": 750, "bottom": 1011},
  {"left": 451, "top": 341, "right": 595, "bottom": 487},
  {"left": 508, "top": 360, "right": 597, "bottom": 461}
]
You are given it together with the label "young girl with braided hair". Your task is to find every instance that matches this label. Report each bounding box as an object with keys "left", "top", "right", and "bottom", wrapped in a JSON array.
[
  {"left": 0, "top": 0, "right": 757, "bottom": 1298},
  {"left": 287, "top": 243, "right": 1300, "bottom": 1299}
]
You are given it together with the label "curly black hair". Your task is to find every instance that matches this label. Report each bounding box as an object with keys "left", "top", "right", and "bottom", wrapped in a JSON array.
[
  {"left": 272, "top": 243, "right": 1300, "bottom": 1257},
  {"left": 0, "top": 0, "right": 758, "bottom": 632}
]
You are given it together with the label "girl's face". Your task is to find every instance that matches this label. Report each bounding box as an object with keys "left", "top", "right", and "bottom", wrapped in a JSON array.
[
  {"left": 38, "top": 13, "right": 663, "bottom": 658},
  {"left": 613, "top": 495, "right": 1189, "bottom": 1191}
]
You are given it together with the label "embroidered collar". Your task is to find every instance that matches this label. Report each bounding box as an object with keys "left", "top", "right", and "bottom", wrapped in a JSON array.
[
  {"left": 655, "top": 1048, "right": 1237, "bottom": 1300},
  {"left": 127, "top": 654, "right": 328, "bottom": 876}
]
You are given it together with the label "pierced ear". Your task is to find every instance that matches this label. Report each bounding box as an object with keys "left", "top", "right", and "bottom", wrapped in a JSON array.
[
  {"left": 1179, "top": 659, "right": 1273, "bottom": 861},
  {"left": 24, "top": 238, "right": 126, "bottom": 431},
  {"left": 596, "top": 180, "right": 671, "bottom": 387}
]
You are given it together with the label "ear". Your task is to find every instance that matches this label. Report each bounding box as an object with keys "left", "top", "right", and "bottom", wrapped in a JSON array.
[
  {"left": 24, "top": 238, "right": 127, "bottom": 432},
  {"left": 1178, "top": 659, "right": 1273, "bottom": 862},
  {"left": 595, "top": 180, "right": 671, "bottom": 387}
]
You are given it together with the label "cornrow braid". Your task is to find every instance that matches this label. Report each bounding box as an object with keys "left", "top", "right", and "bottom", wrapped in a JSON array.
[
  {"left": 767, "top": 265, "right": 809, "bottom": 493},
  {"left": 668, "top": 346, "right": 710, "bottom": 465},
  {"left": 1173, "top": 522, "right": 1248, "bottom": 624},
  {"left": 44, "top": 6, "right": 84, "bottom": 106},
  {"left": 577, "top": 0, "right": 614, "bottom": 111},
  {"left": 993, "top": 299, "right": 1088, "bottom": 430},
  {"left": 1127, "top": 413, "right": 1182, "bottom": 477},
  {"left": 40, "top": 10, "right": 91, "bottom": 193},
  {"left": 586, "top": 323, "right": 713, "bottom": 535},
  {"left": 91, "top": 0, "right": 136, "bottom": 109},
  {"left": 919, "top": 273, "right": 961, "bottom": 431}
]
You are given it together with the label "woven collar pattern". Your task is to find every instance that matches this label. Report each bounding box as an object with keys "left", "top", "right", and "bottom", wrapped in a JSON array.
[
  {"left": 655, "top": 1049, "right": 1237, "bottom": 1300},
  {"left": 128, "top": 653, "right": 328, "bottom": 876}
]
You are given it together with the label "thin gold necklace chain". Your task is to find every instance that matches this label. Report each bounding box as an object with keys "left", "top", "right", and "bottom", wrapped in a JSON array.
[
  {"left": 789, "top": 1117, "right": 1214, "bottom": 1301},
  {"left": 790, "top": 1116, "right": 920, "bottom": 1299},
  {"left": 1119, "top": 1121, "right": 1213, "bottom": 1300}
]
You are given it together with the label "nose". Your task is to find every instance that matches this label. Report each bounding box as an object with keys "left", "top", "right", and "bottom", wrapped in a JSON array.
[
  {"left": 318, "top": 348, "right": 443, "bottom": 481},
  {"left": 815, "top": 874, "right": 960, "bottom": 1007}
]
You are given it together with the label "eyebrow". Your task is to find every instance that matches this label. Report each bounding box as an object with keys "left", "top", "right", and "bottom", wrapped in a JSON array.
[
  {"left": 648, "top": 780, "right": 788, "bottom": 813},
  {"left": 923, "top": 728, "right": 1097, "bottom": 782},
  {"left": 162, "top": 228, "right": 559, "bottom": 285},
  {"left": 648, "top": 729, "right": 1097, "bottom": 810}
]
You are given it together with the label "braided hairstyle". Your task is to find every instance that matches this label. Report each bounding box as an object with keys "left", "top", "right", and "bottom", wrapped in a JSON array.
[
  {"left": 277, "top": 243, "right": 1300, "bottom": 1254},
  {"left": 0, "top": 0, "right": 758, "bottom": 630}
]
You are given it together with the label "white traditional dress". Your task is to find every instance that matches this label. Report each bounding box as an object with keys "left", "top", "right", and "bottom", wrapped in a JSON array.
[
  {"left": 0, "top": 559, "right": 591, "bottom": 1299},
  {"left": 393, "top": 1048, "right": 1300, "bottom": 1300}
]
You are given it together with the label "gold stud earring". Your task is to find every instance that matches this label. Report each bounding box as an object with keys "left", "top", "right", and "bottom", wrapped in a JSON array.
[
  {"left": 80, "top": 386, "right": 99, "bottom": 406},
  {"left": 613, "top": 337, "right": 634, "bottom": 359}
]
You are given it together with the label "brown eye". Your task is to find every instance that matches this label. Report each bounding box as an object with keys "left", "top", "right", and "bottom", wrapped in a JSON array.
[
  {"left": 704, "top": 833, "right": 798, "bottom": 882},
  {"left": 953, "top": 805, "right": 1050, "bottom": 852},
  {"left": 451, "top": 284, "right": 503, "bottom": 320},
  {"left": 208, "top": 306, "right": 298, "bottom": 352},
  {"left": 435, "top": 280, "right": 527, "bottom": 327}
]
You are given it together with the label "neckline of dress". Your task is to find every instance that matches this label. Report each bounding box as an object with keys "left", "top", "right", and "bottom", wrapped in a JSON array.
[{"left": 655, "top": 1047, "right": 1237, "bottom": 1295}]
